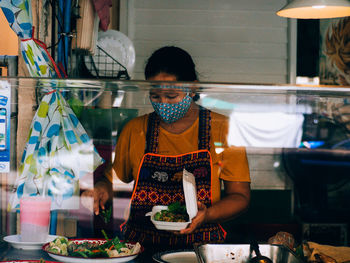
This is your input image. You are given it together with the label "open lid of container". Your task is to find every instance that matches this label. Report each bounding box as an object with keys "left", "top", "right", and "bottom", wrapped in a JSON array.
[{"left": 183, "top": 169, "right": 198, "bottom": 219}]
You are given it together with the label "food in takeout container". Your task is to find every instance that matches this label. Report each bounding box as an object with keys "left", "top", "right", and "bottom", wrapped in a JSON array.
[
  {"left": 146, "top": 169, "right": 198, "bottom": 231},
  {"left": 154, "top": 202, "right": 189, "bottom": 222}
]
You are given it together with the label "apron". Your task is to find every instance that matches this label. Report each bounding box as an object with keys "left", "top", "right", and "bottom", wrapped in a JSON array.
[{"left": 121, "top": 108, "right": 226, "bottom": 247}]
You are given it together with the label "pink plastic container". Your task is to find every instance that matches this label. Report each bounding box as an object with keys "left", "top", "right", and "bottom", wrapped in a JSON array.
[{"left": 20, "top": 196, "right": 51, "bottom": 242}]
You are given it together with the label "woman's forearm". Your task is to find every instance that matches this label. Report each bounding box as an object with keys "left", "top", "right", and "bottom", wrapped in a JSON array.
[
  {"left": 206, "top": 181, "right": 250, "bottom": 223},
  {"left": 205, "top": 192, "right": 250, "bottom": 223}
]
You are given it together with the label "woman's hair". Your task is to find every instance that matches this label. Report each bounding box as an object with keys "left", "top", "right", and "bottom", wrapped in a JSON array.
[
  {"left": 325, "top": 17, "right": 350, "bottom": 75},
  {"left": 145, "top": 46, "right": 198, "bottom": 81}
]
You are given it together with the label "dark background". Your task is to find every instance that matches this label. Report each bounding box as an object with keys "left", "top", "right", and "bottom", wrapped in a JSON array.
[{"left": 297, "top": 19, "right": 320, "bottom": 77}]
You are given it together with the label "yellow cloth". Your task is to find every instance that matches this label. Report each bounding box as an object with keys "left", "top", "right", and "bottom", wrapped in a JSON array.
[{"left": 108, "top": 111, "right": 250, "bottom": 203}]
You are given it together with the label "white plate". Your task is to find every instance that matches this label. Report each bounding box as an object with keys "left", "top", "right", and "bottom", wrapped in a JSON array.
[
  {"left": 3, "top": 234, "right": 58, "bottom": 250},
  {"left": 85, "top": 30, "right": 136, "bottom": 77},
  {"left": 153, "top": 250, "right": 198, "bottom": 263},
  {"left": 43, "top": 238, "right": 143, "bottom": 263},
  {"left": 0, "top": 261, "right": 59, "bottom": 263}
]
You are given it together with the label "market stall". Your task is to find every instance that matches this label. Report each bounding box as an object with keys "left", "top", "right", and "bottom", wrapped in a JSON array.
[{"left": 0, "top": 78, "right": 349, "bottom": 262}]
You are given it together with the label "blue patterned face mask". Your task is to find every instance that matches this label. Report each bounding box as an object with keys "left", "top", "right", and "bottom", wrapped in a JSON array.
[{"left": 151, "top": 94, "right": 192, "bottom": 123}]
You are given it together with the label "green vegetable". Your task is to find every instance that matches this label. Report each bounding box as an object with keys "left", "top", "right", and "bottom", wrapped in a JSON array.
[
  {"left": 100, "top": 230, "right": 113, "bottom": 250},
  {"left": 109, "top": 233, "right": 126, "bottom": 252},
  {"left": 87, "top": 249, "right": 109, "bottom": 258},
  {"left": 100, "top": 206, "right": 112, "bottom": 224},
  {"left": 48, "top": 247, "right": 60, "bottom": 254},
  {"left": 59, "top": 237, "right": 68, "bottom": 244},
  {"left": 154, "top": 202, "right": 189, "bottom": 222},
  {"left": 101, "top": 229, "right": 109, "bottom": 241},
  {"left": 71, "top": 250, "right": 89, "bottom": 258},
  {"left": 168, "top": 201, "right": 187, "bottom": 214},
  {"left": 154, "top": 212, "right": 161, "bottom": 221},
  {"left": 101, "top": 229, "right": 126, "bottom": 252},
  {"left": 47, "top": 232, "right": 135, "bottom": 258}
]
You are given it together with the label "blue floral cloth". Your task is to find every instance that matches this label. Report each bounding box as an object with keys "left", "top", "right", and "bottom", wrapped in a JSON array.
[{"left": 9, "top": 90, "right": 104, "bottom": 210}]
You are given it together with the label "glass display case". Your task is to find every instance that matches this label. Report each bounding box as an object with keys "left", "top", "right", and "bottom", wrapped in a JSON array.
[{"left": 0, "top": 77, "right": 350, "bottom": 261}]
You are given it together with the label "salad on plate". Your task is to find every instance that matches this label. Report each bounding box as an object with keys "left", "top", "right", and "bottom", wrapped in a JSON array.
[{"left": 44, "top": 231, "right": 141, "bottom": 259}]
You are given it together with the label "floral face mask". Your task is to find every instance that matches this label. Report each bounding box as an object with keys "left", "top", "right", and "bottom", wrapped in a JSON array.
[{"left": 151, "top": 94, "right": 192, "bottom": 123}]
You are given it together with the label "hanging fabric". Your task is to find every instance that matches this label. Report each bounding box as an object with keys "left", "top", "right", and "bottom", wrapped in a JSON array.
[
  {"left": 0, "top": 0, "right": 61, "bottom": 77},
  {"left": 9, "top": 89, "right": 104, "bottom": 211}
]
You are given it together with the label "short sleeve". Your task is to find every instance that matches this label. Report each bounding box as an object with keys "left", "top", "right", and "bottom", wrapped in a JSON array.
[
  {"left": 211, "top": 112, "right": 250, "bottom": 182},
  {"left": 219, "top": 146, "right": 250, "bottom": 182},
  {"left": 109, "top": 120, "right": 137, "bottom": 183}
]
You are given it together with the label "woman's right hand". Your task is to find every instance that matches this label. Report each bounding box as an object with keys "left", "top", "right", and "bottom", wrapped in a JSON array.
[{"left": 81, "top": 181, "right": 111, "bottom": 215}]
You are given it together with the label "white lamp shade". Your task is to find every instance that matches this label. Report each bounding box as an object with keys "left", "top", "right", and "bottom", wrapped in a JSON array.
[{"left": 277, "top": 0, "right": 350, "bottom": 19}]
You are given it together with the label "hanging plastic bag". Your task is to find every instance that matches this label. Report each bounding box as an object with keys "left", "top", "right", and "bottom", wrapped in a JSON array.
[{"left": 9, "top": 90, "right": 104, "bottom": 210}]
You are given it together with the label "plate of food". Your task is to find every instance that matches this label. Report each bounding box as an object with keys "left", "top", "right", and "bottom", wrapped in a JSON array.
[
  {"left": 146, "top": 203, "right": 190, "bottom": 231},
  {"left": 42, "top": 234, "right": 143, "bottom": 263},
  {"left": 3, "top": 235, "right": 58, "bottom": 250}
]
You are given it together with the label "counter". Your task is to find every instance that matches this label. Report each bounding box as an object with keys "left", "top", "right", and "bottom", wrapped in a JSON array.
[{"left": 0, "top": 244, "right": 53, "bottom": 261}]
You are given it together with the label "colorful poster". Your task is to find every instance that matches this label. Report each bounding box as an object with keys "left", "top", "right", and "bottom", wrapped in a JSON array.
[
  {"left": 319, "top": 18, "right": 350, "bottom": 85},
  {"left": 0, "top": 81, "right": 11, "bottom": 172}
]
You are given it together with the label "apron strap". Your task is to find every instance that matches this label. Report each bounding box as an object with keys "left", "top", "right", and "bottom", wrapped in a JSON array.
[
  {"left": 145, "top": 112, "right": 160, "bottom": 154},
  {"left": 198, "top": 107, "right": 211, "bottom": 150},
  {"left": 145, "top": 107, "right": 211, "bottom": 153}
]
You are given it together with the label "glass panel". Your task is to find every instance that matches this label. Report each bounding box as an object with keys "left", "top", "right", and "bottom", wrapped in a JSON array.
[{"left": 0, "top": 78, "right": 349, "bottom": 257}]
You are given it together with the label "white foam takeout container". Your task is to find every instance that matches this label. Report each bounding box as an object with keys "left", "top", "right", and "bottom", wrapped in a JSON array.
[{"left": 145, "top": 169, "right": 198, "bottom": 231}]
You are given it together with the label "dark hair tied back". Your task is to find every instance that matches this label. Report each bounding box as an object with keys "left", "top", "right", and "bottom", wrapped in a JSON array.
[{"left": 145, "top": 46, "right": 198, "bottom": 81}]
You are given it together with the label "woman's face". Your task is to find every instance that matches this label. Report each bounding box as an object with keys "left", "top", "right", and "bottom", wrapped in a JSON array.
[{"left": 148, "top": 73, "right": 189, "bottom": 104}]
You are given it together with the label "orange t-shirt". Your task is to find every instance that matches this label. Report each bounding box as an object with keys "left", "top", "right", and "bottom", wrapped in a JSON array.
[{"left": 108, "top": 111, "right": 250, "bottom": 203}]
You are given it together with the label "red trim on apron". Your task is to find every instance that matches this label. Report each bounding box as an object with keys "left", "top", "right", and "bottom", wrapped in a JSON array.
[{"left": 120, "top": 109, "right": 226, "bottom": 246}]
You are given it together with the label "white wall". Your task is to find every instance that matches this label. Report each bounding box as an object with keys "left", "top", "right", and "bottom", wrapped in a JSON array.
[{"left": 120, "top": 0, "right": 296, "bottom": 84}]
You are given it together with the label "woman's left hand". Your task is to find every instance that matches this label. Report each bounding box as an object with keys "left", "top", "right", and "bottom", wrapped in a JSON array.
[{"left": 179, "top": 201, "right": 207, "bottom": 234}]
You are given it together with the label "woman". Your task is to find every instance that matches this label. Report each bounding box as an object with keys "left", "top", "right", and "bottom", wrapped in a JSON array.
[{"left": 83, "top": 46, "right": 251, "bottom": 248}]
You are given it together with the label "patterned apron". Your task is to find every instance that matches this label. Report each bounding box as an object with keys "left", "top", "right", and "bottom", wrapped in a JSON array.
[{"left": 121, "top": 108, "right": 226, "bottom": 247}]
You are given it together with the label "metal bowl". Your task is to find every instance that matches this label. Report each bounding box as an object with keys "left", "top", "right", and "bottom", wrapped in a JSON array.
[{"left": 194, "top": 244, "right": 304, "bottom": 263}]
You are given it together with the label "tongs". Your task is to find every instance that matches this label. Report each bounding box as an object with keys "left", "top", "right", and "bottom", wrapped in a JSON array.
[{"left": 193, "top": 243, "right": 205, "bottom": 263}]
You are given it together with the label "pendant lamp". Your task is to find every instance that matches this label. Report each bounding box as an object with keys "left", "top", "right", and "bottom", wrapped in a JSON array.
[{"left": 276, "top": 0, "right": 350, "bottom": 19}]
